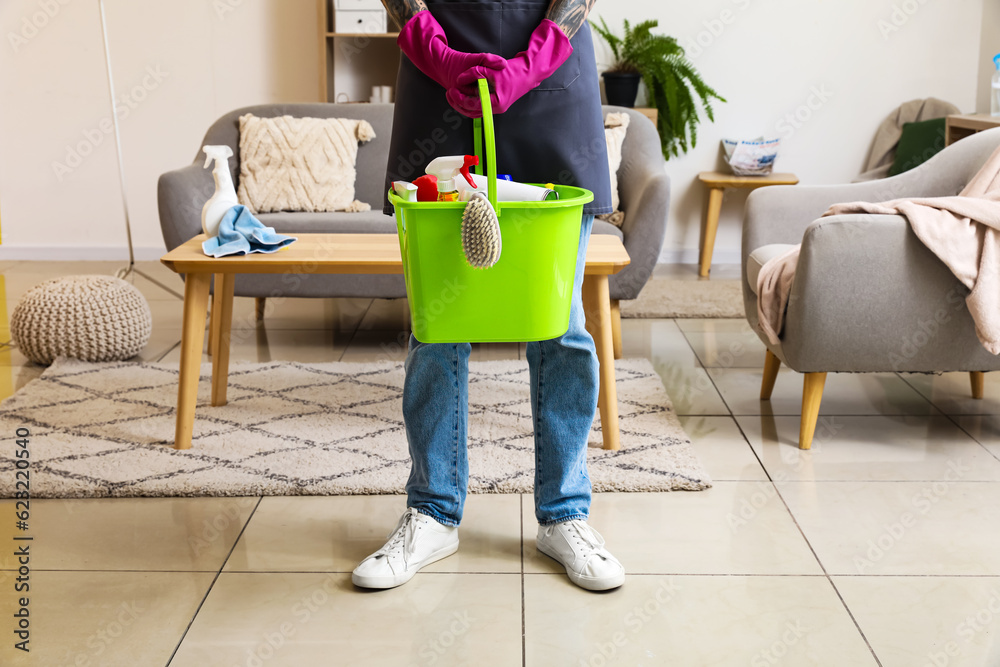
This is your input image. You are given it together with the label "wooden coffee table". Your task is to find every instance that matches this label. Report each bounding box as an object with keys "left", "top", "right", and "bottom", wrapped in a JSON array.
[{"left": 161, "top": 233, "right": 630, "bottom": 451}]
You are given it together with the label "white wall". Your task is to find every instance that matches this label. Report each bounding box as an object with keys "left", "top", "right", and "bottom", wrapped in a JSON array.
[
  {"left": 589, "top": 0, "right": 984, "bottom": 264},
  {"left": 0, "top": 0, "right": 320, "bottom": 259},
  {"left": 0, "top": 0, "right": 988, "bottom": 262}
]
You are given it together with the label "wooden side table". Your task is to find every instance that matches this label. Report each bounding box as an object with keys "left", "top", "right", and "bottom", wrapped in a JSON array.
[
  {"left": 945, "top": 114, "right": 1000, "bottom": 146},
  {"left": 697, "top": 171, "right": 799, "bottom": 277}
]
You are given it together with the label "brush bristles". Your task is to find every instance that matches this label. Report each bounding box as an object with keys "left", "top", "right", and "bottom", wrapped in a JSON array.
[{"left": 461, "top": 194, "right": 502, "bottom": 269}]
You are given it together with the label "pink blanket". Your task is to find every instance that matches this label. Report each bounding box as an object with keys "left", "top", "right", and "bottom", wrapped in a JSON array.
[{"left": 756, "top": 143, "right": 1000, "bottom": 352}]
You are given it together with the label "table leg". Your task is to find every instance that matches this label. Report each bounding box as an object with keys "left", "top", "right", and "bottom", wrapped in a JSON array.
[
  {"left": 175, "top": 273, "right": 211, "bottom": 450},
  {"left": 610, "top": 299, "right": 622, "bottom": 360},
  {"left": 211, "top": 273, "right": 235, "bottom": 407},
  {"left": 583, "top": 274, "right": 621, "bottom": 451},
  {"left": 699, "top": 186, "right": 724, "bottom": 278}
]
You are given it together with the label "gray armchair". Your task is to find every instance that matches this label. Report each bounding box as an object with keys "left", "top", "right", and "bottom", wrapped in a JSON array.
[
  {"left": 157, "top": 103, "right": 668, "bottom": 314},
  {"left": 742, "top": 127, "right": 1000, "bottom": 449}
]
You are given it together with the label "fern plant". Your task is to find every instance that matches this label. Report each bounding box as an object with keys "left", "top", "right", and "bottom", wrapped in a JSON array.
[{"left": 591, "top": 17, "right": 725, "bottom": 159}]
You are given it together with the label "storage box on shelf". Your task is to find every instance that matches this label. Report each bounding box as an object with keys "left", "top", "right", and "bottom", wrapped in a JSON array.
[{"left": 319, "top": 0, "right": 400, "bottom": 103}]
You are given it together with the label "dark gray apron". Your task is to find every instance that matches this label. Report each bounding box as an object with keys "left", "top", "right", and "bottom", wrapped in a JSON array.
[{"left": 382, "top": 0, "right": 612, "bottom": 216}]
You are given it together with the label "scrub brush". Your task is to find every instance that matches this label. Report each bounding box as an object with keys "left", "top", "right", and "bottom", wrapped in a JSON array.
[{"left": 461, "top": 192, "right": 502, "bottom": 269}]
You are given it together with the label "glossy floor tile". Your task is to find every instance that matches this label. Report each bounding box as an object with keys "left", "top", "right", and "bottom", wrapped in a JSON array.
[
  {"left": 0, "top": 497, "right": 257, "bottom": 571},
  {"left": 711, "top": 367, "right": 940, "bottom": 416},
  {"left": 0, "top": 570, "right": 215, "bottom": 667},
  {"left": 5, "top": 260, "right": 1000, "bottom": 666},
  {"left": 678, "top": 415, "right": 769, "bottom": 481},
  {"left": 738, "top": 414, "right": 1000, "bottom": 481},
  {"left": 170, "top": 572, "right": 523, "bottom": 666},
  {"left": 780, "top": 481, "right": 1000, "bottom": 575},
  {"left": 902, "top": 371, "right": 1000, "bottom": 416},
  {"left": 833, "top": 576, "right": 1000, "bottom": 667},
  {"left": 223, "top": 494, "right": 521, "bottom": 574},
  {"left": 524, "top": 574, "right": 877, "bottom": 666},
  {"left": 522, "top": 489, "right": 823, "bottom": 575}
]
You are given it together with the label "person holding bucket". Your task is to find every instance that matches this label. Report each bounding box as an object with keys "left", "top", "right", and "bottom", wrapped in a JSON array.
[{"left": 353, "top": 0, "right": 623, "bottom": 592}]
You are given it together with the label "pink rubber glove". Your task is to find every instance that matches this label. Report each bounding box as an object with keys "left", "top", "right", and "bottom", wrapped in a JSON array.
[
  {"left": 397, "top": 10, "right": 507, "bottom": 91},
  {"left": 447, "top": 19, "right": 573, "bottom": 117}
]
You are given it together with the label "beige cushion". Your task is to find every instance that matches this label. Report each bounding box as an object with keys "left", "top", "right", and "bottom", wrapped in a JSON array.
[
  {"left": 237, "top": 114, "right": 376, "bottom": 214},
  {"left": 747, "top": 244, "right": 797, "bottom": 295},
  {"left": 597, "top": 112, "right": 630, "bottom": 227}
]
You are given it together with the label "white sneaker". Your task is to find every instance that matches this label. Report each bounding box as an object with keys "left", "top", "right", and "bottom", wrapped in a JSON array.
[
  {"left": 536, "top": 519, "right": 625, "bottom": 591},
  {"left": 352, "top": 507, "right": 459, "bottom": 589}
]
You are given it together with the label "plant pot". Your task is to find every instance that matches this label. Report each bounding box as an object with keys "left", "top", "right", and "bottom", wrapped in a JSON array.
[{"left": 602, "top": 71, "right": 641, "bottom": 108}]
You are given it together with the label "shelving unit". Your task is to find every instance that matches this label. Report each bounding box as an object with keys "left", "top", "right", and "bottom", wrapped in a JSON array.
[{"left": 318, "top": 0, "right": 401, "bottom": 103}]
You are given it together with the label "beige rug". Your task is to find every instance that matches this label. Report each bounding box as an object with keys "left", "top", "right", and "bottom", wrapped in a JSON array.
[
  {"left": 0, "top": 357, "right": 711, "bottom": 498},
  {"left": 622, "top": 278, "right": 744, "bottom": 319}
]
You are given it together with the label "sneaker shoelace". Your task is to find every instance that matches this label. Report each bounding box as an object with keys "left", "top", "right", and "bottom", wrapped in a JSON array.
[
  {"left": 374, "top": 508, "right": 423, "bottom": 566},
  {"left": 557, "top": 520, "right": 610, "bottom": 559}
]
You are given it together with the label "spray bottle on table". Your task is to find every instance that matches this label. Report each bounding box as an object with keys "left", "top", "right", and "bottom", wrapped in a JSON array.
[
  {"left": 201, "top": 145, "right": 239, "bottom": 238},
  {"left": 993, "top": 53, "right": 1000, "bottom": 117},
  {"left": 425, "top": 155, "right": 479, "bottom": 201}
]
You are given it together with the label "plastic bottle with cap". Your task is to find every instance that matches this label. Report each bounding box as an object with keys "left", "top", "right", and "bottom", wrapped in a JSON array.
[
  {"left": 201, "top": 145, "right": 239, "bottom": 238},
  {"left": 425, "top": 155, "right": 479, "bottom": 201},
  {"left": 992, "top": 53, "right": 1000, "bottom": 117}
]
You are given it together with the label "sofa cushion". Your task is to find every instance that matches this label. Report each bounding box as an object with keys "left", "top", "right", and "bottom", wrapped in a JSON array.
[
  {"left": 237, "top": 114, "right": 376, "bottom": 213},
  {"left": 592, "top": 219, "right": 624, "bottom": 239},
  {"left": 747, "top": 244, "right": 797, "bottom": 295}
]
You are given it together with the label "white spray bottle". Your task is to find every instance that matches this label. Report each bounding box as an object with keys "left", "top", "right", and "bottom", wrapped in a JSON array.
[{"left": 201, "top": 145, "right": 239, "bottom": 238}]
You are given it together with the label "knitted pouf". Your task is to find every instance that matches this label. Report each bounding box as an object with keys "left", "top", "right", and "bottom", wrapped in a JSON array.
[{"left": 11, "top": 275, "right": 153, "bottom": 365}]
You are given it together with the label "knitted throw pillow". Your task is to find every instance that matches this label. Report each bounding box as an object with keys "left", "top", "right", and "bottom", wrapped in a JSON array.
[
  {"left": 237, "top": 114, "right": 376, "bottom": 213},
  {"left": 598, "top": 112, "right": 630, "bottom": 227}
]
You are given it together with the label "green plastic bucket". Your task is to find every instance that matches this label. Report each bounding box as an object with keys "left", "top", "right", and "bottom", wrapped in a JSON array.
[{"left": 389, "top": 79, "right": 594, "bottom": 343}]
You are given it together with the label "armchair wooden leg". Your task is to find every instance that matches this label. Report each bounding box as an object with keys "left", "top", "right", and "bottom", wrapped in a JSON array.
[
  {"left": 799, "top": 372, "right": 827, "bottom": 450},
  {"left": 971, "top": 371, "right": 985, "bottom": 400},
  {"left": 611, "top": 299, "right": 622, "bottom": 360},
  {"left": 255, "top": 297, "right": 266, "bottom": 321},
  {"left": 761, "top": 349, "right": 781, "bottom": 400}
]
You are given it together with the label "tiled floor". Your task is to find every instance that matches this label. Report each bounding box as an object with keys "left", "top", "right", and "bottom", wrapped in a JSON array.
[{"left": 2, "top": 261, "right": 1000, "bottom": 665}]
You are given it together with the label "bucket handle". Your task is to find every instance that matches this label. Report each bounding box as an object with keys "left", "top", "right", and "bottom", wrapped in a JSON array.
[{"left": 472, "top": 78, "right": 500, "bottom": 217}]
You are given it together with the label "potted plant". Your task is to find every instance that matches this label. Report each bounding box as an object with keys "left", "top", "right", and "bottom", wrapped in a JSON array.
[{"left": 591, "top": 17, "right": 726, "bottom": 159}]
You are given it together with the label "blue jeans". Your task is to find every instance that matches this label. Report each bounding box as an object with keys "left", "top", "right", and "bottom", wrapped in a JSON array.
[{"left": 402, "top": 215, "right": 598, "bottom": 527}]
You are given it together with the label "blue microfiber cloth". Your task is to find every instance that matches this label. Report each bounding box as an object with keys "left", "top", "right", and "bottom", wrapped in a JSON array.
[{"left": 202, "top": 205, "right": 297, "bottom": 258}]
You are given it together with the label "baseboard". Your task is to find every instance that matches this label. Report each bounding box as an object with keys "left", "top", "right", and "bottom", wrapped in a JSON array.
[
  {"left": 0, "top": 246, "right": 167, "bottom": 261},
  {"left": 657, "top": 248, "right": 741, "bottom": 265}
]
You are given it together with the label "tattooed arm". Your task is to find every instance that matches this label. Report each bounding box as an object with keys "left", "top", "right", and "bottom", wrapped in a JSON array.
[
  {"left": 546, "top": 0, "right": 598, "bottom": 39},
  {"left": 381, "top": 0, "right": 428, "bottom": 30}
]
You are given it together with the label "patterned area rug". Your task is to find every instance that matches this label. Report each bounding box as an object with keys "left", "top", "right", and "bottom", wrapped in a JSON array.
[
  {"left": 622, "top": 278, "right": 744, "bottom": 319},
  {"left": 0, "top": 357, "right": 711, "bottom": 498}
]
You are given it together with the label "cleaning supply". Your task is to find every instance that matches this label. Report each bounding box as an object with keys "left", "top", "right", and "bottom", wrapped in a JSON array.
[
  {"left": 201, "top": 145, "right": 239, "bottom": 238},
  {"left": 392, "top": 181, "right": 418, "bottom": 202},
  {"left": 461, "top": 192, "right": 502, "bottom": 268},
  {"left": 426, "top": 155, "right": 479, "bottom": 201},
  {"left": 466, "top": 173, "right": 557, "bottom": 202},
  {"left": 202, "top": 205, "right": 297, "bottom": 258},
  {"left": 413, "top": 175, "right": 439, "bottom": 202},
  {"left": 993, "top": 53, "right": 1000, "bottom": 117}
]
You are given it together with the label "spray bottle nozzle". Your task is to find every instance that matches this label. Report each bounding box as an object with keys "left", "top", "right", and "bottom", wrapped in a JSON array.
[
  {"left": 426, "top": 155, "right": 480, "bottom": 196},
  {"left": 203, "top": 145, "right": 234, "bottom": 170},
  {"left": 460, "top": 155, "right": 478, "bottom": 188}
]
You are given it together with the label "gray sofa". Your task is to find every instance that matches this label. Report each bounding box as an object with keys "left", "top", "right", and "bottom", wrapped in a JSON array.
[
  {"left": 158, "top": 103, "right": 669, "bottom": 304},
  {"left": 742, "top": 126, "right": 1000, "bottom": 449}
]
